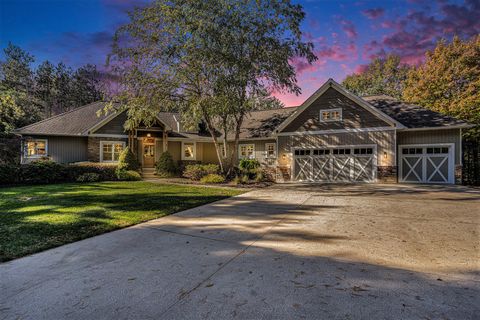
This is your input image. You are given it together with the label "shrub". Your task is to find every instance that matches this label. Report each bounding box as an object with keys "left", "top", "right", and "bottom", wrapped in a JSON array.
[
  {"left": 183, "top": 163, "right": 220, "bottom": 181},
  {"left": 20, "top": 160, "right": 67, "bottom": 184},
  {"left": 155, "top": 151, "right": 177, "bottom": 177},
  {"left": 0, "top": 163, "right": 20, "bottom": 185},
  {"left": 254, "top": 169, "right": 264, "bottom": 183},
  {"left": 68, "top": 162, "right": 118, "bottom": 181},
  {"left": 238, "top": 159, "right": 261, "bottom": 180},
  {"left": 232, "top": 175, "right": 242, "bottom": 185},
  {"left": 117, "top": 148, "right": 140, "bottom": 171},
  {"left": 117, "top": 170, "right": 142, "bottom": 181},
  {"left": 76, "top": 172, "right": 100, "bottom": 182},
  {"left": 241, "top": 174, "right": 249, "bottom": 184},
  {"left": 200, "top": 173, "right": 225, "bottom": 184}
]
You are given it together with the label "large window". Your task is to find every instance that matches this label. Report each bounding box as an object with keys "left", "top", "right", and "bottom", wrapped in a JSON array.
[
  {"left": 239, "top": 144, "right": 255, "bottom": 159},
  {"left": 25, "top": 139, "right": 47, "bottom": 157},
  {"left": 182, "top": 141, "right": 196, "bottom": 160},
  {"left": 320, "top": 108, "right": 342, "bottom": 122},
  {"left": 100, "top": 141, "right": 125, "bottom": 162},
  {"left": 265, "top": 143, "right": 276, "bottom": 158}
]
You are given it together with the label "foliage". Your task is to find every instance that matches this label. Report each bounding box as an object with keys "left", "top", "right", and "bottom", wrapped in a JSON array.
[
  {"left": 116, "top": 169, "right": 142, "bottom": 181},
  {"left": 0, "top": 88, "right": 25, "bottom": 134},
  {"left": 68, "top": 162, "right": 118, "bottom": 181},
  {"left": 0, "top": 135, "right": 20, "bottom": 164},
  {"left": 0, "top": 182, "right": 243, "bottom": 261},
  {"left": 155, "top": 151, "right": 178, "bottom": 177},
  {"left": 0, "top": 161, "right": 118, "bottom": 186},
  {"left": 0, "top": 43, "right": 103, "bottom": 134},
  {"left": 19, "top": 160, "right": 67, "bottom": 184},
  {"left": 342, "top": 55, "right": 410, "bottom": 99},
  {"left": 117, "top": 147, "right": 140, "bottom": 171},
  {"left": 0, "top": 163, "right": 20, "bottom": 185},
  {"left": 76, "top": 173, "right": 100, "bottom": 183},
  {"left": 200, "top": 173, "right": 225, "bottom": 184},
  {"left": 403, "top": 36, "right": 480, "bottom": 138},
  {"left": 107, "top": 0, "right": 316, "bottom": 172},
  {"left": 183, "top": 164, "right": 220, "bottom": 181},
  {"left": 238, "top": 159, "right": 260, "bottom": 173}
]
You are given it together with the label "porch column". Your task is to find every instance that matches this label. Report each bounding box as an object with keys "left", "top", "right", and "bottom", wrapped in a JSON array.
[{"left": 163, "top": 130, "right": 168, "bottom": 153}]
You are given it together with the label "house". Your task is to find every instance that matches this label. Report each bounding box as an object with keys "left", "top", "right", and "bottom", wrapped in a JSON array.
[{"left": 15, "top": 79, "right": 471, "bottom": 184}]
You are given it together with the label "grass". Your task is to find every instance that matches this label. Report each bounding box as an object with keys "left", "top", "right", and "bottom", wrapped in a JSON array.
[{"left": 0, "top": 181, "right": 243, "bottom": 262}]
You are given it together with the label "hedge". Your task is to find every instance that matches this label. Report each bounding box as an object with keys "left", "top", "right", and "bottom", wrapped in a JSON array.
[{"left": 0, "top": 160, "right": 119, "bottom": 186}]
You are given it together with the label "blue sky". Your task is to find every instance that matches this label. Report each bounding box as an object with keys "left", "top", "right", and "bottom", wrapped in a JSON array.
[{"left": 1, "top": 0, "right": 479, "bottom": 105}]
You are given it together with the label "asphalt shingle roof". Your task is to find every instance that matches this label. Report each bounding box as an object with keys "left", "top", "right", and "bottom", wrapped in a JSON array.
[
  {"left": 15, "top": 102, "right": 110, "bottom": 136},
  {"left": 362, "top": 95, "right": 468, "bottom": 129}
]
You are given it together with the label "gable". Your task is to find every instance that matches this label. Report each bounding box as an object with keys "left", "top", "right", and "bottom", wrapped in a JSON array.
[
  {"left": 95, "top": 112, "right": 129, "bottom": 134},
  {"left": 280, "top": 87, "right": 391, "bottom": 133}
]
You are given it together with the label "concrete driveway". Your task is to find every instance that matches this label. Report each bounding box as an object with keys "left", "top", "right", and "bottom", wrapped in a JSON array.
[{"left": 1, "top": 184, "right": 479, "bottom": 320}]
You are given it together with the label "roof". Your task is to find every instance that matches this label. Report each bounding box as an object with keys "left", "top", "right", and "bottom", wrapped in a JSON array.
[
  {"left": 228, "top": 107, "right": 296, "bottom": 139},
  {"left": 362, "top": 95, "right": 468, "bottom": 129},
  {"left": 15, "top": 102, "right": 111, "bottom": 136}
]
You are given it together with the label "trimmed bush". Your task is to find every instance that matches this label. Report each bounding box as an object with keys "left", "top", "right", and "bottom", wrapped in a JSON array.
[
  {"left": 117, "top": 170, "right": 142, "bottom": 181},
  {"left": 20, "top": 160, "right": 67, "bottom": 184},
  {"left": 76, "top": 173, "right": 100, "bottom": 182},
  {"left": 68, "top": 162, "right": 118, "bottom": 181},
  {"left": 183, "top": 164, "right": 220, "bottom": 181},
  {"left": 239, "top": 159, "right": 260, "bottom": 173},
  {"left": 0, "top": 163, "right": 20, "bottom": 185},
  {"left": 117, "top": 148, "right": 140, "bottom": 171},
  {"left": 155, "top": 151, "right": 178, "bottom": 177},
  {"left": 200, "top": 173, "right": 225, "bottom": 184}
]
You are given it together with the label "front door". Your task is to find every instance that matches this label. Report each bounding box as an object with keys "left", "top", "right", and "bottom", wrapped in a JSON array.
[{"left": 143, "top": 141, "right": 155, "bottom": 167}]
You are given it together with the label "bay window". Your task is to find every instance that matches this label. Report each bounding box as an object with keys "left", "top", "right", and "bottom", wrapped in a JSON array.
[{"left": 25, "top": 139, "right": 47, "bottom": 157}]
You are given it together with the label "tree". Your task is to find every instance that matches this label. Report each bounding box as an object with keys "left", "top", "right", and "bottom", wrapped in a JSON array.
[
  {"left": 72, "top": 64, "right": 102, "bottom": 107},
  {"left": 342, "top": 55, "right": 410, "bottom": 99},
  {"left": 35, "top": 60, "right": 56, "bottom": 118},
  {"left": 403, "top": 36, "right": 480, "bottom": 137},
  {"left": 0, "top": 86, "right": 25, "bottom": 134},
  {"left": 52, "top": 62, "right": 74, "bottom": 114},
  {"left": 0, "top": 43, "right": 41, "bottom": 126},
  {"left": 108, "top": 0, "right": 316, "bottom": 172}
]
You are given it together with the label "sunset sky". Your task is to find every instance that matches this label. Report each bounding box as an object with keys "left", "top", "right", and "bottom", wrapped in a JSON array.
[{"left": 1, "top": 0, "right": 479, "bottom": 106}]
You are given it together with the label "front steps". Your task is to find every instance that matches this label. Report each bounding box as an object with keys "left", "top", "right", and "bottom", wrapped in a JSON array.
[{"left": 141, "top": 168, "right": 157, "bottom": 179}]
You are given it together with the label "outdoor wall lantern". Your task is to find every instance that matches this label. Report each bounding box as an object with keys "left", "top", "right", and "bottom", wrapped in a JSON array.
[{"left": 146, "top": 133, "right": 151, "bottom": 137}]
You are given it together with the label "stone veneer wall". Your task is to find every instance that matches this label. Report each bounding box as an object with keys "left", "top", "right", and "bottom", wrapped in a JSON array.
[
  {"left": 87, "top": 137, "right": 128, "bottom": 162},
  {"left": 455, "top": 165, "right": 463, "bottom": 184},
  {"left": 377, "top": 166, "right": 397, "bottom": 183}
]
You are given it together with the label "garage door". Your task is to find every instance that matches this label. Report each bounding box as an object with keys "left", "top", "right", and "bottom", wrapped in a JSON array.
[
  {"left": 293, "top": 146, "right": 376, "bottom": 182},
  {"left": 399, "top": 144, "right": 454, "bottom": 184}
]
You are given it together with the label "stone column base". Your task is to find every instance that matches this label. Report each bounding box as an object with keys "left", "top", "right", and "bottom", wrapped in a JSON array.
[{"left": 377, "top": 166, "right": 397, "bottom": 183}]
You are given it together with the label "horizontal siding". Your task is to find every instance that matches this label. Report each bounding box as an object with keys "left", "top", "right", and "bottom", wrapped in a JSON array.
[
  {"left": 22, "top": 135, "right": 88, "bottom": 164},
  {"left": 397, "top": 129, "right": 461, "bottom": 164}
]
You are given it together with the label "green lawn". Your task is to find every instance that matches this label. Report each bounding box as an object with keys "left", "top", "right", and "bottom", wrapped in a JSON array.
[{"left": 0, "top": 181, "right": 243, "bottom": 262}]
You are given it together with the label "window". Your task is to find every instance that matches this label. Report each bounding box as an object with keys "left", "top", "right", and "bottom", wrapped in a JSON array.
[
  {"left": 265, "top": 143, "right": 276, "bottom": 158},
  {"left": 182, "top": 142, "right": 196, "bottom": 160},
  {"left": 25, "top": 139, "right": 47, "bottom": 157},
  {"left": 320, "top": 108, "right": 342, "bottom": 122},
  {"left": 402, "top": 148, "right": 423, "bottom": 155},
  {"left": 239, "top": 144, "right": 255, "bottom": 159},
  {"left": 354, "top": 148, "right": 373, "bottom": 155},
  {"left": 100, "top": 141, "right": 125, "bottom": 162}
]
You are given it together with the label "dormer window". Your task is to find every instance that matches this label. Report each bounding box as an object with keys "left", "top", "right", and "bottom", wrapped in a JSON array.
[{"left": 320, "top": 108, "right": 342, "bottom": 122}]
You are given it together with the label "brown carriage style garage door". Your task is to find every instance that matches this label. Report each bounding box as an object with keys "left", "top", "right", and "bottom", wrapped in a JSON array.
[
  {"left": 399, "top": 144, "right": 454, "bottom": 184},
  {"left": 293, "top": 145, "right": 377, "bottom": 183}
]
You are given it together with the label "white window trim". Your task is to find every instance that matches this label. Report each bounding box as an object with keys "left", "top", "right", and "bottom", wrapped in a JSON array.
[
  {"left": 24, "top": 138, "right": 48, "bottom": 158},
  {"left": 265, "top": 143, "right": 276, "bottom": 158},
  {"left": 181, "top": 141, "right": 197, "bottom": 160},
  {"left": 100, "top": 141, "right": 126, "bottom": 163},
  {"left": 320, "top": 108, "right": 342, "bottom": 122},
  {"left": 238, "top": 144, "right": 255, "bottom": 159}
]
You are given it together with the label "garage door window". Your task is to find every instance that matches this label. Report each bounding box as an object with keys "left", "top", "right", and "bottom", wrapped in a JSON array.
[
  {"left": 332, "top": 148, "right": 351, "bottom": 155},
  {"left": 402, "top": 148, "right": 423, "bottom": 155},
  {"left": 426, "top": 147, "right": 449, "bottom": 154},
  {"left": 354, "top": 148, "right": 373, "bottom": 155}
]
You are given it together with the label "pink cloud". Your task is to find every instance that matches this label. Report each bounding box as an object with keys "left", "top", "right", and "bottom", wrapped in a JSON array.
[
  {"left": 362, "top": 8, "right": 385, "bottom": 19},
  {"left": 339, "top": 19, "right": 358, "bottom": 39}
]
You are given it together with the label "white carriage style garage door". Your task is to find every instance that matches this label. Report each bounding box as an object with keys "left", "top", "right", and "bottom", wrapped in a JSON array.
[
  {"left": 399, "top": 144, "right": 455, "bottom": 184},
  {"left": 293, "top": 145, "right": 377, "bottom": 183}
]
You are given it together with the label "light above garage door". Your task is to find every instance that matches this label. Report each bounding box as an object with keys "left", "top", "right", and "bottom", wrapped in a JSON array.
[{"left": 293, "top": 145, "right": 377, "bottom": 183}]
